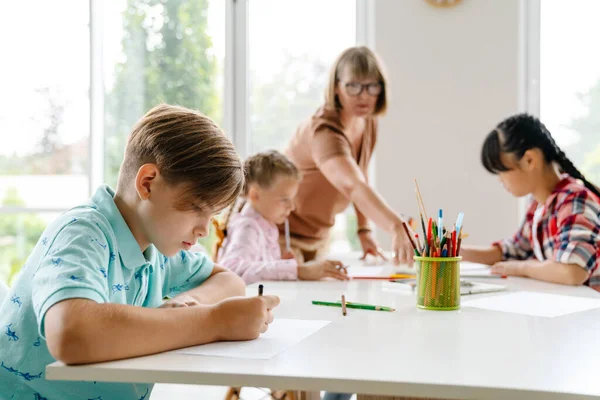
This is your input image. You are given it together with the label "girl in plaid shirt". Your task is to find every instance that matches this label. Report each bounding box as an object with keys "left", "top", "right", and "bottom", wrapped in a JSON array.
[{"left": 462, "top": 114, "right": 600, "bottom": 288}]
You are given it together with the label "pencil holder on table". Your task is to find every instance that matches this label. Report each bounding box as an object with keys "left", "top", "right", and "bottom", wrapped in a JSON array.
[{"left": 414, "top": 256, "right": 461, "bottom": 310}]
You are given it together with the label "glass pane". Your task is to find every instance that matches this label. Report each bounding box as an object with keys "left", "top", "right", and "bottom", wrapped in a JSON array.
[
  {"left": 0, "top": 213, "right": 56, "bottom": 286},
  {"left": 330, "top": 210, "right": 362, "bottom": 253},
  {"left": 540, "top": 0, "right": 600, "bottom": 184},
  {"left": 0, "top": 2, "right": 90, "bottom": 209},
  {"left": 103, "top": 0, "right": 226, "bottom": 188},
  {"left": 248, "top": 0, "right": 357, "bottom": 154}
]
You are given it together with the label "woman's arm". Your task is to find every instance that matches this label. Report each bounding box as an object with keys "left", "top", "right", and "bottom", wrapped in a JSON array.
[
  {"left": 318, "top": 155, "right": 413, "bottom": 264},
  {"left": 354, "top": 204, "right": 369, "bottom": 229},
  {"left": 319, "top": 155, "right": 402, "bottom": 233}
]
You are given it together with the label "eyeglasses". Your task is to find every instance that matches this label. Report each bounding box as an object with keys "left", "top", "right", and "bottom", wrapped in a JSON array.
[{"left": 342, "top": 82, "right": 383, "bottom": 96}]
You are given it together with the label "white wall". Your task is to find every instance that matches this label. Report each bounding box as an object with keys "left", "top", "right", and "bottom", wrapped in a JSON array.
[{"left": 373, "top": 0, "right": 523, "bottom": 247}]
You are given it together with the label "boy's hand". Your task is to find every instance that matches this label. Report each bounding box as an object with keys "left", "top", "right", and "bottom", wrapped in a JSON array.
[
  {"left": 298, "top": 260, "right": 349, "bottom": 281},
  {"left": 211, "top": 295, "right": 280, "bottom": 341},
  {"left": 159, "top": 294, "right": 201, "bottom": 308}
]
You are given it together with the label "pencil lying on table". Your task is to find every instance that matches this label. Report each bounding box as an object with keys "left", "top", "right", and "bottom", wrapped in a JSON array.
[
  {"left": 312, "top": 300, "right": 395, "bottom": 312},
  {"left": 351, "top": 274, "right": 415, "bottom": 280}
]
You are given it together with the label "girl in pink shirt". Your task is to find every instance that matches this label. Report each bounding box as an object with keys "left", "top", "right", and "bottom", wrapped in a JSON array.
[{"left": 217, "top": 150, "right": 348, "bottom": 284}]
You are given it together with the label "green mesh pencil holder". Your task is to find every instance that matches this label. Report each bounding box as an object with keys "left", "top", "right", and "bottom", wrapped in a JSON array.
[{"left": 414, "top": 256, "right": 461, "bottom": 310}]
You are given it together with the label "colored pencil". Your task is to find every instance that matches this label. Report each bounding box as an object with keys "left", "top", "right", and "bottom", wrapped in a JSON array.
[
  {"left": 414, "top": 178, "right": 429, "bottom": 221},
  {"left": 312, "top": 300, "right": 395, "bottom": 312},
  {"left": 402, "top": 221, "right": 419, "bottom": 256}
]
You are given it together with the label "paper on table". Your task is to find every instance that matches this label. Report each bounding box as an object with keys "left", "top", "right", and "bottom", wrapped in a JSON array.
[
  {"left": 462, "top": 291, "right": 600, "bottom": 317},
  {"left": 460, "top": 262, "right": 492, "bottom": 271},
  {"left": 174, "top": 319, "right": 330, "bottom": 360},
  {"left": 347, "top": 264, "right": 416, "bottom": 276},
  {"left": 459, "top": 262, "right": 495, "bottom": 277},
  {"left": 347, "top": 266, "right": 384, "bottom": 277},
  {"left": 459, "top": 281, "right": 506, "bottom": 296}
]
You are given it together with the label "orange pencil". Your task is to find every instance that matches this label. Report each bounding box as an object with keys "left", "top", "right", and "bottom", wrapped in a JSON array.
[{"left": 352, "top": 274, "right": 415, "bottom": 280}]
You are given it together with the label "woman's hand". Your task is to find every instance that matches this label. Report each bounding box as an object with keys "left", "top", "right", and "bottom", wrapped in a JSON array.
[
  {"left": 391, "top": 225, "right": 415, "bottom": 266},
  {"left": 358, "top": 231, "right": 387, "bottom": 262}
]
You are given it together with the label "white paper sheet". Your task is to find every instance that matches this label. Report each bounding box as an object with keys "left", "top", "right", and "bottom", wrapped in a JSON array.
[
  {"left": 174, "top": 319, "right": 330, "bottom": 360},
  {"left": 347, "top": 266, "right": 384, "bottom": 277},
  {"left": 459, "top": 262, "right": 499, "bottom": 278},
  {"left": 346, "top": 263, "right": 416, "bottom": 276},
  {"left": 460, "top": 262, "right": 492, "bottom": 271},
  {"left": 462, "top": 291, "right": 600, "bottom": 317}
]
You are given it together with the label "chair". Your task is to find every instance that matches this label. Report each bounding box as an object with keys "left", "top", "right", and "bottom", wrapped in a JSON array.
[{"left": 224, "top": 387, "right": 297, "bottom": 400}]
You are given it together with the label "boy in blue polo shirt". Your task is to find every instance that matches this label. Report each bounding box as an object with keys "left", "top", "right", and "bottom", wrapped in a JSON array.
[{"left": 0, "top": 104, "right": 280, "bottom": 400}]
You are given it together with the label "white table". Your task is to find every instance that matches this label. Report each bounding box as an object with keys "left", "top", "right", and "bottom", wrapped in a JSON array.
[{"left": 46, "top": 254, "right": 600, "bottom": 399}]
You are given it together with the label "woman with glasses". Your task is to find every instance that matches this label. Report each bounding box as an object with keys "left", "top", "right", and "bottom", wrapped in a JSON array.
[{"left": 281, "top": 46, "right": 414, "bottom": 269}]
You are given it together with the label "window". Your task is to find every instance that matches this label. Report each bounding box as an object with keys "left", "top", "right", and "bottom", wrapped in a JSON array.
[
  {"left": 248, "top": 0, "right": 357, "bottom": 154},
  {"left": 103, "top": 0, "right": 226, "bottom": 188},
  {"left": 248, "top": 0, "right": 360, "bottom": 252},
  {"left": 0, "top": 0, "right": 365, "bottom": 285},
  {"left": 0, "top": 2, "right": 89, "bottom": 284},
  {"left": 539, "top": 0, "right": 600, "bottom": 184}
]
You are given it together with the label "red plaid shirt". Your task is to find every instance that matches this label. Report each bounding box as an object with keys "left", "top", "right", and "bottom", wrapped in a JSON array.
[{"left": 494, "top": 176, "right": 600, "bottom": 288}]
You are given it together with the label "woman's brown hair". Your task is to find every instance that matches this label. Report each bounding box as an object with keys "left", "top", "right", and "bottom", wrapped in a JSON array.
[
  {"left": 118, "top": 104, "right": 244, "bottom": 212},
  {"left": 324, "top": 46, "right": 389, "bottom": 116}
]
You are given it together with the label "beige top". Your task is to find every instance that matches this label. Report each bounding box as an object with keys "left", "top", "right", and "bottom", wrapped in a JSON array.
[{"left": 282, "top": 106, "right": 377, "bottom": 243}]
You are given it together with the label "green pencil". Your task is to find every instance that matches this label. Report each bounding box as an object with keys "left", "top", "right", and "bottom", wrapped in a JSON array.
[{"left": 312, "top": 300, "right": 395, "bottom": 312}]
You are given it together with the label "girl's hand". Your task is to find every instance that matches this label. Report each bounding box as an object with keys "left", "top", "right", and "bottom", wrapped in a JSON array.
[
  {"left": 358, "top": 231, "right": 387, "bottom": 262},
  {"left": 281, "top": 250, "right": 296, "bottom": 260},
  {"left": 298, "top": 260, "right": 349, "bottom": 281},
  {"left": 491, "top": 261, "right": 524, "bottom": 277}
]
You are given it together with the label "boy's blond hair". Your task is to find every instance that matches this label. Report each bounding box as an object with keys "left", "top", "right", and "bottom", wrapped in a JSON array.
[
  {"left": 118, "top": 104, "right": 244, "bottom": 211},
  {"left": 325, "top": 46, "right": 389, "bottom": 116}
]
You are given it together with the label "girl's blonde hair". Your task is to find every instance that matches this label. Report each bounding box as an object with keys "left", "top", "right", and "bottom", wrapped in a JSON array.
[
  {"left": 119, "top": 104, "right": 244, "bottom": 212},
  {"left": 242, "top": 150, "right": 301, "bottom": 195},
  {"left": 212, "top": 150, "right": 301, "bottom": 260},
  {"left": 325, "top": 46, "right": 389, "bottom": 116}
]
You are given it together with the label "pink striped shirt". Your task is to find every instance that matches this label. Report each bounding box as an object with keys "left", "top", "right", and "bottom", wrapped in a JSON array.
[{"left": 217, "top": 203, "right": 298, "bottom": 284}]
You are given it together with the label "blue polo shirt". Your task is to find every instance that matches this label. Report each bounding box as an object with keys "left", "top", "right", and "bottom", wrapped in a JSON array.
[{"left": 0, "top": 185, "right": 214, "bottom": 400}]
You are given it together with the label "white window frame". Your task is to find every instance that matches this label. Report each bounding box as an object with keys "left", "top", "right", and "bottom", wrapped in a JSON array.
[
  {"left": 519, "top": 0, "right": 541, "bottom": 222},
  {"left": 0, "top": 0, "right": 369, "bottom": 215},
  {"left": 90, "top": 0, "right": 105, "bottom": 194}
]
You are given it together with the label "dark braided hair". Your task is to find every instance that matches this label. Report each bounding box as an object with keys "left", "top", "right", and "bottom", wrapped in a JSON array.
[{"left": 481, "top": 113, "right": 600, "bottom": 199}]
